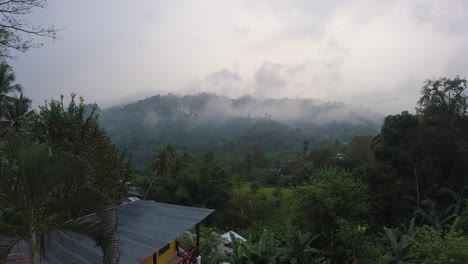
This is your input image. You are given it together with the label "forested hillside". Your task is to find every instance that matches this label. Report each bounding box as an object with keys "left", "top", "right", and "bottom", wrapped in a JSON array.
[
  {"left": 132, "top": 77, "right": 468, "bottom": 263},
  {"left": 3, "top": 65, "right": 468, "bottom": 263},
  {"left": 99, "top": 93, "right": 382, "bottom": 165}
]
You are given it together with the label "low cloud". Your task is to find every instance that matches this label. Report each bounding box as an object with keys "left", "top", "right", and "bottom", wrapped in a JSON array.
[{"left": 9, "top": 0, "right": 468, "bottom": 115}]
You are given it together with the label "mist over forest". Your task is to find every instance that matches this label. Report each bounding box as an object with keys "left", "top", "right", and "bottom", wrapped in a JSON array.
[{"left": 99, "top": 93, "right": 382, "bottom": 165}]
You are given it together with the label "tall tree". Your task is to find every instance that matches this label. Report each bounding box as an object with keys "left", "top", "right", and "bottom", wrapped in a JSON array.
[
  {"left": 294, "top": 169, "right": 370, "bottom": 262},
  {"left": 144, "top": 145, "right": 176, "bottom": 199},
  {"left": 1, "top": 93, "right": 33, "bottom": 135},
  {"left": 152, "top": 145, "right": 176, "bottom": 177},
  {"left": 31, "top": 94, "right": 131, "bottom": 202},
  {"left": 369, "top": 77, "right": 468, "bottom": 225},
  {"left": 0, "top": 64, "right": 21, "bottom": 119},
  {"left": 416, "top": 76, "right": 467, "bottom": 120}
]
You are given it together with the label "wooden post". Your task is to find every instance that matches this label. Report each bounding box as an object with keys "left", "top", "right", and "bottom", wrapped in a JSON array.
[
  {"left": 153, "top": 253, "right": 157, "bottom": 264},
  {"left": 196, "top": 223, "right": 200, "bottom": 257}
]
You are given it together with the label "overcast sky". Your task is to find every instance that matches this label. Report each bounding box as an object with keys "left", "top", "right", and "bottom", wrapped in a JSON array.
[{"left": 9, "top": 0, "right": 468, "bottom": 114}]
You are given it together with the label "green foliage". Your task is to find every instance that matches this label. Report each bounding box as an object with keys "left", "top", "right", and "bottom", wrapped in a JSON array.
[
  {"left": 307, "top": 148, "right": 340, "bottom": 168},
  {"left": 378, "top": 216, "right": 468, "bottom": 263},
  {"left": 294, "top": 169, "right": 370, "bottom": 233},
  {"left": 250, "top": 181, "right": 260, "bottom": 193},
  {"left": 345, "top": 135, "right": 373, "bottom": 165},
  {"left": 0, "top": 140, "right": 119, "bottom": 264},
  {"left": 415, "top": 199, "right": 458, "bottom": 230},
  {"left": 0, "top": 64, "right": 33, "bottom": 137},
  {"left": 379, "top": 218, "right": 418, "bottom": 263},
  {"left": 370, "top": 78, "right": 468, "bottom": 223},
  {"left": 413, "top": 226, "right": 468, "bottom": 264},
  {"left": 143, "top": 147, "right": 232, "bottom": 222},
  {"left": 0, "top": 64, "right": 22, "bottom": 115},
  {"left": 224, "top": 187, "right": 273, "bottom": 229},
  {"left": 3, "top": 93, "right": 33, "bottom": 135},
  {"left": 280, "top": 223, "right": 325, "bottom": 263},
  {"left": 416, "top": 77, "right": 467, "bottom": 119},
  {"left": 178, "top": 226, "right": 227, "bottom": 264},
  {"left": 30, "top": 94, "right": 133, "bottom": 201},
  {"left": 332, "top": 219, "right": 380, "bottom": 263},
  {"left": 226, "top": 223, "right": 325, "bottom": 264},
  {"left": 453, "top": 208, "right": 468, "bottom": 234},
  {"left": 293, "top": 169, "right": 371, "bottom": 262}
]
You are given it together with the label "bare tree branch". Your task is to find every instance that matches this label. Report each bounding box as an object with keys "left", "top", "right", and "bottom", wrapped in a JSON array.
[{"left": 0, "top": 0, "right": 55, "bottom": 59}]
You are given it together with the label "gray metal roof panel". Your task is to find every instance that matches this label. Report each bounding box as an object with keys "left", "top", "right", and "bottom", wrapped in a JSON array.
[{"left": 6, "top": 200, "right": 214, "bottom": 264}]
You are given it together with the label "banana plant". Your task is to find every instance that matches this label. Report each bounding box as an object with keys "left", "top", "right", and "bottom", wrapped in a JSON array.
[
  {"left": 415, "top": 185, "right": 468, "bottom": 230},
  {"left": 278, "top": 221, "right": 322, "bottom": 264},
  {"left": 379, "top": 218, "right": 418, "bottom": 263},
  {"left": 227, "top": 233, "right": 253, "bottom": 264}
]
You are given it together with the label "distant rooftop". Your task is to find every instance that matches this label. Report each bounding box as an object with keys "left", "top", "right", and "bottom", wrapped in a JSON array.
[{"left": 220, "top": 231, "right": 247, "bottom": 244}]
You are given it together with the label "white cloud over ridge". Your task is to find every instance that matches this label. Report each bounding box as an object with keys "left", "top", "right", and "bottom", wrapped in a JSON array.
[{"left": 10, "top": 0, "right": 468, "bottom": 115}]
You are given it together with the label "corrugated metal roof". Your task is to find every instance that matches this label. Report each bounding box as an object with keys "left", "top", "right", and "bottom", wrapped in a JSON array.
[
  {"left": 6, "top": 200, "right": 214, "bottom": 264},
  {"left": 116, "top": 200, "right": 214, "bottom": 262},
  {"left": 220, "top": 231, "right": 247, "bottom": 244}
]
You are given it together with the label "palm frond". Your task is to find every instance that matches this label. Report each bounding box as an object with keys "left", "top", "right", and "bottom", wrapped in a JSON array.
[
  {"left": 51, "top": 210, "right": 120, "bottom": 264},
  {"left": 0, "top": 237, "right": 21, "bottom": 264},
  {"left": 0, "top": 141, "right": 120, "bottom": 263}
]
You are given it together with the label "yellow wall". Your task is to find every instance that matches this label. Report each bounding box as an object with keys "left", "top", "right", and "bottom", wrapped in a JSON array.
[
  {"left": 139, "top": 240, "right": 177, "bottom": 264},
  {"left": 157, "top": 240, "right": 177, "bottom": 264},
  {"left": 140, "top": 255, "right": 154, "bottom": 264}
]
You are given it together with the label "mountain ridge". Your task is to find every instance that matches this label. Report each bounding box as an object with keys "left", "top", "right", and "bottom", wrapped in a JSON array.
[{"left": 98, "top": 93, "right": 383, "bottom": 166}]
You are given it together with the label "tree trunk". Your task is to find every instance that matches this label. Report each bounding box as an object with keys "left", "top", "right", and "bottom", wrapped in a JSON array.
[
  {"left": 144, "top": 176, "right": 156, "bottom": 200},
  {"left": 410, "top": 161, "right": 420, "bottom": 209},
  {"left": 28, "top": 226, "right": 36, "bottom": 264}
]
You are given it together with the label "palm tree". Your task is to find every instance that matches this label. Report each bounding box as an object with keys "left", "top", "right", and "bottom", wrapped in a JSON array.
[
  {"left": 153, "top": 145, "right": 175, "bottom": 176},
  {"left": 0, "top": 64, "right": 22, "bottom": 119},
  {"left": 144, "top": 145, "right": 176, "bottom": 199},
  {"left": 0, "top": 140, "right": 120, "bottom": 264},
  {"left": 1, "top": 93, "right": 33, "bottom": 135}
]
